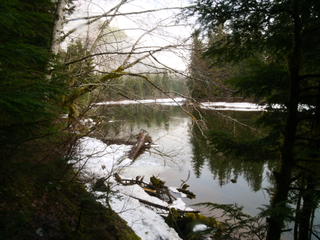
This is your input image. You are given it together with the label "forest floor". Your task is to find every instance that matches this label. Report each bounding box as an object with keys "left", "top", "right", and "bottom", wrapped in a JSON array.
[{"left": 0, "top": 142, "right": 140, "bottom": 240}]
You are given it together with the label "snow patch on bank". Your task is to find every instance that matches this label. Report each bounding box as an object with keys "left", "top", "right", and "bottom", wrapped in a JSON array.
[
  {"left": 95, "top": 97, "right": 186, "bottom": 106},
  {"left": 73, "top": 137, "right": 196, "bottom": 240},
  {"left": 200, "top": 102, "right": 266, "bottom": 111},
  {"left": 200, "top": 102, "right": 313, "bottom": 112}
]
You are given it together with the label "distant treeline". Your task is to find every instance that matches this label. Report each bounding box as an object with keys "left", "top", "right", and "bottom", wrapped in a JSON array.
[{"left": 99, "top": 72, "right": 189, "bottom": 101}]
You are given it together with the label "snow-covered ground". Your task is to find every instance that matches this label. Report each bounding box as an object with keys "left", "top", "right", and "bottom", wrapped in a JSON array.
[
  {"left": 95, "top": 98, "right": 278, "bottom": 111},
  {"left": 200, "top": 102, "right": 266, "bottom": 111},
  {"left": 73, "top": 137, "right": 195, "bottom": 240},
  {"left": 95, "top": 97, "right": 186, "bottom": 106},
  {"left": 95, "top": 97, "right": 312, "bottom": 112},
  {"left": 199, "top": 101, "right": 313, "bottom": 111}
]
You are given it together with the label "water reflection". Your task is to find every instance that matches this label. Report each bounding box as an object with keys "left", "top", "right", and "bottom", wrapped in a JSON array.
[
  {"left": 190, "top": 109, "right": 273, "bottom": 192},
  {"left": 96, "top": 104, "right": 186, "bottom": 140},
  {"left": 97, "top": 104, "right": 276, "bottom": 215}
]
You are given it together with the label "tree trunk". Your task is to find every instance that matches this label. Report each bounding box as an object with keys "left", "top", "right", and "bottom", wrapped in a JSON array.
[
  {"left": 129, "top": 133, "right": 149, "bottom": 160},
  {"left": 266, "top": 56, "right": 300, "bottom": 239},
  {"left": 294, "top": 190, "right": 302, "bottom": 240},
  {"left": 266, "top": 3, "right": 302, "bottom": 239},
  {"left": 63, "top": 66, "right": 124, "bottom": 117},
  {"left": 298, "top": 86, "right": 320, "bottom": 239},
  {"left": 298, "top": 176, "right": 315, "bottom": 240},
  {"left": 50, "top": 0, "right": 66, "bottom": 55},
  {"left": 266, "top": 52, "right": 300, "bottom": 240}
]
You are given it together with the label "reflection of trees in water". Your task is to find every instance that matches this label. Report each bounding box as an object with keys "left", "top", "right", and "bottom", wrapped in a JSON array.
[
  {"left": 190, "top": 109, "right": 277, "bottom": 191},
  {"left": 96, "top": 104, "right": 278, "bottom": 192},
  {"left": 96, "top": 104, "right": 188, "bottom": 139}
]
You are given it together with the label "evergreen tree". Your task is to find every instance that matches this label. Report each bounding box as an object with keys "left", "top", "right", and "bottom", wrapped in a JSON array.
[
  {"left": 186, "top": 0, "right": 320, "bottom": 239},
  {"left": 61, "top": 39, "right": 95, "bottom": 89},
  {"left": 152, "top": 74, "right": 163, "bottom": 98},
  {"left": 188, "top": 30, "right": 239, "bottom": 100},
  {"left": 0, "top": 0, "right": 67, "bottom": 155},
  {"left": 188, "top": 31, "right": 210, "bottom": 99},
  {"left": 160, "top": 72, "right": 173, "bottom": 97}
]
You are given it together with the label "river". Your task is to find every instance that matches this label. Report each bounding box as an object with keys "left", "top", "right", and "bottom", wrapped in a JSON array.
[
  {"left": 97, "top": 103, "right": 271, "bottom": 213},
  {"left": 95, "top": 101, "right": 317, "bottom": 239}
]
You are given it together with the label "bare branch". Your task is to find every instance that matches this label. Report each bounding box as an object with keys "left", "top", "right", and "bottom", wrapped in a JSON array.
[
  {"left": 121, "top": 22, "right": 161, "bottom": 67},
  {"left": 299, "top": 73, "right": 320, "bottom": 81},
  {"left": 149, "top": 52, "right": 235, "bottom": 92},
  {"left": 61, "top": 0, "right": 128, "bottom": 43},
  {"left": 89, "top": 0, "right": 128, "bottom": 55},
  {"left": 65, "top": 7, "right": 186, "bottom": 23}
]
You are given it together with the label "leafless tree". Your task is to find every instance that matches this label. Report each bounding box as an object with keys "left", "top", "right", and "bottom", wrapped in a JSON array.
[{"left": 50, "top": 0, "right": 193, "bottom": 118}]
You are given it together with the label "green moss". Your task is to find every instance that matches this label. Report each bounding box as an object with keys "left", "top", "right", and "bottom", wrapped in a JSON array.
[
  {"left": 150, "top": 175, "right": 167, "bottom": 189},
  {"left": 165, "top": 208, "right": 221, "bottom": 239}
]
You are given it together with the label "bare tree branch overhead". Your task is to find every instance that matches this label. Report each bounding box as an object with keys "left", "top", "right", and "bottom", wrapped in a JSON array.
[{"left": 51, "top": 0, "right": 192, "bottom": 117}]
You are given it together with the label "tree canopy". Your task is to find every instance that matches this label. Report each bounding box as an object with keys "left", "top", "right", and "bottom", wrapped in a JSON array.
[
  {"left": 0, "top": 0, "right": 68, "bottom": 153},
  {"left": 0, "top": 1, "right": 197, "bottom": 239},
  {"left": 186, "top": 0, "right": 320, "bottom": 239}
]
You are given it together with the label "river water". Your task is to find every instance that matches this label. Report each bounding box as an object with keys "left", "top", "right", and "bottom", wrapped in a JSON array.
[
  {"left": 97, "top": 103, "right": 273, "bottom": 218},
  {"left": 95, "top": 101, "right": 320, "bottom": 239}
]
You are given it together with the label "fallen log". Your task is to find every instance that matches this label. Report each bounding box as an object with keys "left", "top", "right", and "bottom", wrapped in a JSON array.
[
  {"left": 177, "top": 188, "right": 196, "bottom": 199},
  {"left": 129, "top": 195, "right": 200, "bottom": 214},
  {"left": 114, "top": 173, "right": 177, "bottom": 202},
  {"left": 114, "top": 173, "right": 149, "bottom": 187},
  {"left": 143, "top": 188, "right": 157, "bottom": 193},
  {"left": 128, "top": 132, "right": 152, "bottom": 160}
]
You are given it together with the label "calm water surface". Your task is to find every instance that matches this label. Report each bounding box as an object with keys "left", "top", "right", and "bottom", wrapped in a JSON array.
[
  {"left": 99, "top": 104, "right": 270, "bottom": 214},
  {"left": 97, "top": 103, "right": 318, "bottom": 239}
]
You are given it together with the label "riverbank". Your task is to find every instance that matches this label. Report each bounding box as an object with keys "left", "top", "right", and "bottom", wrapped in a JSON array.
[
  {"left": 73, "top": 136, "right": 198, "bottom": 240},
  {"left": 0, "top": 147, "right": 140, "bottom": 240},
  {"left": 82, "top": 99, "right": 272, "bottom": 239},
  {"left": 52, "top": 99, "right": 268, "bottom": 239}
]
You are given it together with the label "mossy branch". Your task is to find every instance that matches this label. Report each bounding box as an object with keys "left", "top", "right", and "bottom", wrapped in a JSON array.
[{"left": 63, "top": 66, "right": 124, "bottom": 117}]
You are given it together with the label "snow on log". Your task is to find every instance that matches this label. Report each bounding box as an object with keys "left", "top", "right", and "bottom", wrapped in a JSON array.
[{"left": 130, "top": 195, "right": 200, "bottom": 214}]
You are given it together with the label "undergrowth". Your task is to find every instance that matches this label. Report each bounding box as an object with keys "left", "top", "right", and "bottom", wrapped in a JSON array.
[{"left": 0, "top": 134, "right": 140, "bottom": 240}]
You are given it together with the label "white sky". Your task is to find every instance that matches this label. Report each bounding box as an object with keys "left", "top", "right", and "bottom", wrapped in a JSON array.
[{"left": 64, "top": 0, "right": 193, "bottom": 71}]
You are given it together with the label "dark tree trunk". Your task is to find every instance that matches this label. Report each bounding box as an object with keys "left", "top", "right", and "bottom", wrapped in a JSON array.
[
  {"left": 128, "top": 133, "right": 151, "bottom": 160},
  {"left": 266, "top": 3, "right": 302, "bottom": 239},
  {"left": 266, "top": 54, "right": 300, "bottom": 240},
  {"left": 298, "top": 176, "right": 315, "bottom": 240},
  {"left": 294, "top": 190, "right": 302, "bottom": 240}
]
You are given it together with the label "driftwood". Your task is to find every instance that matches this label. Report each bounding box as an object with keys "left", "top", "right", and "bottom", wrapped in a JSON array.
[
  {"left": 114, "top": 174, "right": 199, "bottom": 214},
  {"left": 114, "top": 174, "right": 177, "bottom": 202},
  {"left": 177, "top": 188, "right": 196, "bottom": 199},
  {"left": 114, "top": 173, "right": 148, "bottom": 187},
  {"left": 143, "top": 188, "right": 156, "bottom": 193},
  {"left": 128, "top": 132, "right": 152, "bottom": 160},
  {"left": 177, "top": 173, "right": 196, "bottom": 199},
  {"left": 130, "top": 195, "right": 200, "bottom": 214}
]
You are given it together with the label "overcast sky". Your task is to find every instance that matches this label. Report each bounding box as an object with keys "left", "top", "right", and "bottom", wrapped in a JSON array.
[{"left": 64, "top": 0, "right": 193, "bottom": 71}]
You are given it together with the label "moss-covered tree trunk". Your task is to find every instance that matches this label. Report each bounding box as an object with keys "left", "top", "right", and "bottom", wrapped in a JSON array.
[{"left": 64, "top": 66, "right": 124, "bottom": 117}]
